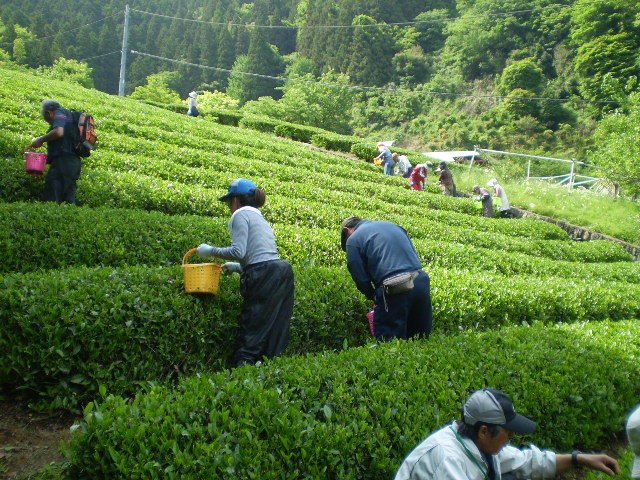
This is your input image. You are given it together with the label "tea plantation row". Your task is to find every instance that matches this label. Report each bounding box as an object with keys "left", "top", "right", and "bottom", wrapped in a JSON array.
[
  {"left": 1, "top": 202, "right": 637, "bottom": 280},
  {"left": 61, "top": 320, "right": 640, "bottom": 479},
  {"left": 2, "top": 259, "right": 638, "bottom": 411},
  {"left": 2, "top": 160, "right": 631, "bottom": 264}
]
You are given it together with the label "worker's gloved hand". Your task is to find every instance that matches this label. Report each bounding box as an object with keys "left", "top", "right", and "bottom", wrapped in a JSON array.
[
  {"left": 222, "top": 262, "right": 242, "bottom": 275},
  {"left": 196, "top": 243, "right": 215, "bottom": 258}
]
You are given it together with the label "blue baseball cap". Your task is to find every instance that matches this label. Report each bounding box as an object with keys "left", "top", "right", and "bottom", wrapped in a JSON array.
[{"left": 219, "top": 178, "right": 257, "bottom": 201}]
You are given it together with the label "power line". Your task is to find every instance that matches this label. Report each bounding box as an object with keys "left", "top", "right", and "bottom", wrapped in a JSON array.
[
  {"left": 130, "top": 50, "right": 617, "bottom": 105},
  {"left": 131, "top": 0, "right": 611, "bottom": 30},
  {"left": 77, "top": 50, "right": 121, "bottom": 63},
  {"left": 24, "top": 12, "right": 123, "bottom": 42}
]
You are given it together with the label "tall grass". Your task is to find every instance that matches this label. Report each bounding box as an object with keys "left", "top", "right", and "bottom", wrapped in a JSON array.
[{"left": 453, "top": 165, "right": 640, "bottom": 245}]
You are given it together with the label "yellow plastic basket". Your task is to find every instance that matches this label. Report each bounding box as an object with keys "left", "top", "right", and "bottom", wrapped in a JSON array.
[{"left": 182, "top": 248, "right": 222, "bottom": 295}]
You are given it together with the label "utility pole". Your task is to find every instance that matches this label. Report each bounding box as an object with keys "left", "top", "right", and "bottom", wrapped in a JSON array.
[{"left": 118, "top": 5, "right": 130, "bottom": 96}]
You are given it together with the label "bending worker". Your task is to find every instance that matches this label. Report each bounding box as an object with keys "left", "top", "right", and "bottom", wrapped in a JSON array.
[{"left": 340, "top": 216, "right": 432, "bottom": 340}]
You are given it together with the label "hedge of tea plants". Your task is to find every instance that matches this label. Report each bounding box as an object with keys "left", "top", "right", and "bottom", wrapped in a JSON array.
[
  {"left": 61, "top": 320, "right": 640, "bottom": 479},
  {"left": 1, "top": 202, "right": 638, "bottom": 283},
  {"left": 1, "top": 67, "right": 639, "bottom": 415},
  {"left": 2, "top": 254, "right": 638, "bottom": 411}
]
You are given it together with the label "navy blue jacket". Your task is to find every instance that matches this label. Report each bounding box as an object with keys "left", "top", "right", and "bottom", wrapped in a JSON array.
[
  {"left": 345, "top": 220, "right": 423, "bottom": 300},
  {"left": 46, "top": 108, "right": 75, "bottom": 160}
]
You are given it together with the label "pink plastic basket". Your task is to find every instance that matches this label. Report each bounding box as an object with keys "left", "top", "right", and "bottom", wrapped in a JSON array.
[{"left": 25, "top": 152, "right": 48, "bottom": 176}]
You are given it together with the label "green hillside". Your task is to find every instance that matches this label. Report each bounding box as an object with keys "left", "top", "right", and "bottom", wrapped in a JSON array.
[{"left": 1, "top": 68, "right": 639, "bottom": 478}]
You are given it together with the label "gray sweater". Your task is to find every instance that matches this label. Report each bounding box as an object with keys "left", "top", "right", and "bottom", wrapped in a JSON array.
[{"left": 210, "top": 206, "right": 279, "bottom": 267}]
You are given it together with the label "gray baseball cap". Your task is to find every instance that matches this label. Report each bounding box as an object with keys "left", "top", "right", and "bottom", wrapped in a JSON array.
[
  {"left": 627, "top": 404, "right": 640, "bottom": 478},
  {"left": 463, "top": 388, "right": 537, "bottom": 435}
]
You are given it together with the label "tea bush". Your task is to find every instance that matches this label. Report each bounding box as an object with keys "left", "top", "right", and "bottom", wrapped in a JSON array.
[
  {"left": 2, "top": 202, "right": 635, "bottom": 279},
  {"left": 1, "top": 65, "right": 637, "bottom": 441},
  {"left": 62, "top": 320, "right": 640, "bottom": 479},
  {"left": 311, "top": 132, "right": 359, "bottom": 153},
  {"left": 2, "top": 258, "right": 638, "bottom": 411},
  {"left": 238, "top": 115, "right": 282, "bottom": 133},
  {"left": 350, "top": 141, "right": 378, "bottom": 160},
  {"left": 0, "top": 264, "right": 370, "bottom": 411},
  {"left": 274, "top": 123, "right": 320, "bottom": 143}
]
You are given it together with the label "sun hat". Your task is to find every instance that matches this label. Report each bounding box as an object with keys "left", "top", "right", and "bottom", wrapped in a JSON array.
[
  {"left": 627, "top": 404, "right": 640, "bottom": 478},
  {"left": 487, "top": 178, "right": 498, "bottom": 187},
  {"left": 340, "top": 216, "right": 363, "bottom": 251},
  {"left": 219, "top": 178, "right": 257, "bottom": 201},
  {"left": 188, "top": 91, "right": 198, "bottom": 98},
  {"left": 463, "top": 388, "right": 538, "bottom": 435}
]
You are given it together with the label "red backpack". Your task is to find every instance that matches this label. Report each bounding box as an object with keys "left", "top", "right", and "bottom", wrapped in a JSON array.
[{"left": 71, "top": 111, "right": 97, "bottom": 157}]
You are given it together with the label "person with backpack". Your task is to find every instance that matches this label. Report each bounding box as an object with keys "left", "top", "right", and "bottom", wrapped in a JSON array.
[
  {"left": 26, "top": 99, "right": 81, "bottom": 204},
  {"left": 196, "top": 178, "right": 295, "bottom": 368}
]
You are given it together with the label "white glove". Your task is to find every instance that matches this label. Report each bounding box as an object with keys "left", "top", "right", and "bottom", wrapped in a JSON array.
[
  {"left": 196, "top": 243, "right": 215, "bottom": 258},
  {"left": 222, "top": 262, "right": 242, "bottom": 275}
]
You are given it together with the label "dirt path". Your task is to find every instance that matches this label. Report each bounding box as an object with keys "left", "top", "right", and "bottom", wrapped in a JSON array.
[{"left": 0, "top": 401, "right": 79, "bottom": 479}]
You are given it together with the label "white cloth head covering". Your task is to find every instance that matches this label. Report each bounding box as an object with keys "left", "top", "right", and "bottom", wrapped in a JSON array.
[{"left": 627, "top": 404, "right": 640, "bottom": 478}]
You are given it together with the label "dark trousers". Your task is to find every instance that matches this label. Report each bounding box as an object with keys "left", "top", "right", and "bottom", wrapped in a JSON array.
[
  {"left": 43, "top": 154, "right": 81, "bottom": 204},
  {"left": 233, "top": 259, "right": 294, "bottom": 367},
  {"left": 372, "top": 270, "right": 432, "bottom": 341}
]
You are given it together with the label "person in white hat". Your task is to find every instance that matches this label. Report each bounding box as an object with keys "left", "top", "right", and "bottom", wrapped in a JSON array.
[
  {"left": 487, "top": 178, "right": 510, "bottom": 217},
  {"left": 627, "top": 403, "right": 640, "bottom": 478},
  {"left": 395, "top": 388, "right": 620, "bottom": 479},
  {"left": 187, "top": 91, "right": 199, "bottom": 117}
]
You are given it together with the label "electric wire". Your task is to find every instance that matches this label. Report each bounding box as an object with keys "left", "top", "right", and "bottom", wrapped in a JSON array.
[
  {"left": 131, "top": 50, "right": 618, "bottom": 105},
  {"left": 76, "top": 50, "right": 121, "bottom": 63},
  {"left": 26, "top": 12, "right": 123, "bottom": 42},
  {"left": 131, "top": 0, "right": 611, "bottom": 29}
]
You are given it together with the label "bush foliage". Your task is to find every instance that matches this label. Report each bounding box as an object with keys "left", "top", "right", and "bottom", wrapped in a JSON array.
[
  {"left": 62, "top": 320, "right": 640, "bottom": 479},
  {"left": 0, "top": 68, "right": 638, "bottom": 476}
]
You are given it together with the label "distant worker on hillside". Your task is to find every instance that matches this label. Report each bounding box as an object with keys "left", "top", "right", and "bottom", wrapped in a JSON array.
[
  {"left": 395, "top": 387, "right": 621, "bottom": 480},
  {"left": 374, "top": 143, "right": 395, "bottom": 175},
  {"left": 197, "top": 178, "right": 294, "bottom": 367},
  {"left": 187, "top": 91, "right": 199, "bottom": 117},
  {"left": 340, "top": 216, "right": 432, "bottom": 341},
  {"left": 487, "top": 178, "right": 511, "bottom": 217},
  {"left": 410, "top": 164, "right": 428, "bottom": 191},
  {"left": 472, "top": 185, "right": 494, "bottom": 218},
  {"left": 26, "top": 99, "right": 82, "bottom": 204},
  {"left": 437, "top": 161, "right": 455, "bottom": 196},
  {"left": 393, "top": 152, "right": 413, "bottom": 178}
]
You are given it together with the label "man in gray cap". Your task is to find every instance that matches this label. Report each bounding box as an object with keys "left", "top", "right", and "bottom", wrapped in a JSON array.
[
  {"left": 395, "top": 388, "right": 620, "bottom": 479},
  {"left": 627, "top": 403, "right": 640, "bottom": 478}
]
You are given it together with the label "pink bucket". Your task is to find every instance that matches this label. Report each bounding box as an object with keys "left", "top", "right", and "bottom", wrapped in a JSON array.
[
  {"left": 366, "top": 309, "right": 375, "bottom": 337},
  {"left": 25, "top": 152, "right": 48, "bottom": 176}
]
